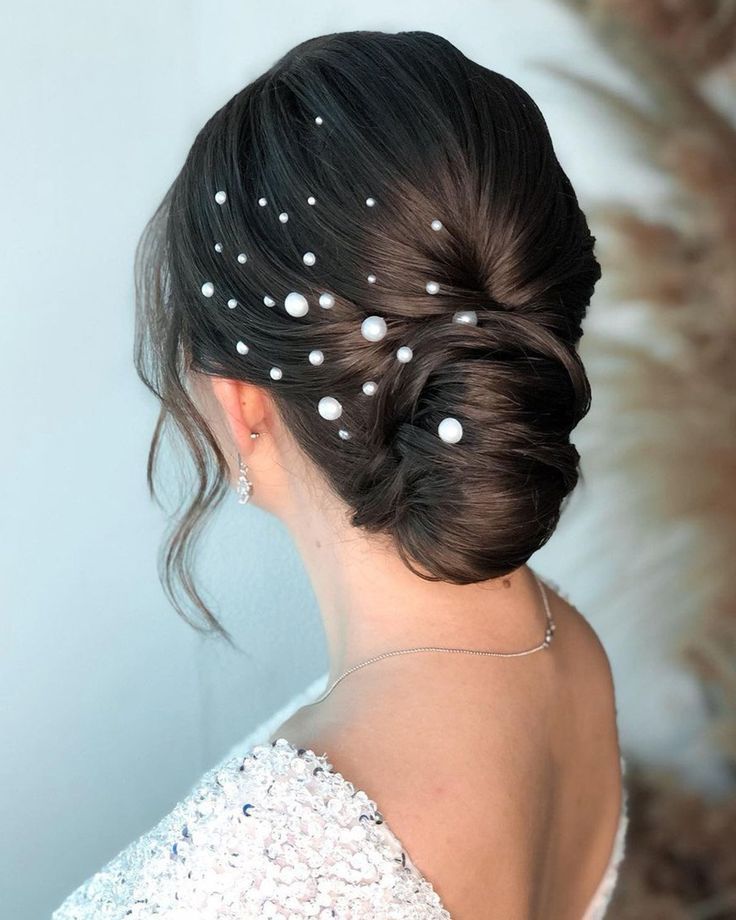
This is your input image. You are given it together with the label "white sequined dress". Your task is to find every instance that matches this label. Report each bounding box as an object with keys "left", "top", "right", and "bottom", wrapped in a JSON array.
[{"left": 52, "top": 736, "right": 628, "bottom": 919}]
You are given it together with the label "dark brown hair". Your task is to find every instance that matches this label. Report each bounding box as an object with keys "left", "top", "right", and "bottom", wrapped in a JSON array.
[{"left": 134, "top": 30, "right": 597, "bottom": 644}]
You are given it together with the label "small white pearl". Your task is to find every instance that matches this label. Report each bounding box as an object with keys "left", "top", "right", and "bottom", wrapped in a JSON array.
[
  {"left": 314, "top": 115, "right": 323, "bottom": 125},
  {"left": 338, "top": 429, "right": 350, "bottom": 440},
  {"left": 426, "top": 281, "right": 440, "bottom": 295},
  {"left": 263, "top": 295, "right": 276, "bottom": 307},
  {"left": 236, "top": 340, "right": 249, "bottom": 355},
  {"left": 279, "top": 212, "right": 289, "bottom": 223},
  {"left": 362, "top": 381, "right": 378, "bottom": 396},
  {"left": 438, "top": 417, "right": 463, "bottom": 443},
  {"left": 215, "top": 190, "right": 227, "bottom": 205},
  {"left": 309, "top": 349, "right": 324, "bottom": 366},
  {"left": 365, "top": 197, "right": 376, "bottom": 207},
  {"left": 319, "top": 292, "right": 335, "bottom": 309},
  {"left": 227, "top": 298, "right": 238, "bottom": 309},
  {"left": 361, "top": 315, "right": 387, "bottom": 342},
  {"left": 201, "top": 281, "right": 214, "bottom": 297},
  {"left": 318, "top": 396, "right": 342, "bottom": 420},
  {"left": 237, "top": 252, "right": 247, "bottom": 264},
  {"left": 307, "top": 196, "right": 316, "bottom": 205},
  {"left": 396, "top": 345, "right": 413, "bottom": 363},
  {"left": 258, "top": 197, "right": 268, "bottom": 207},
  {"left": 431, "top": 219, "right": 443, "bottom": 231},
  {"left": 270, "top": 366, "right": 283, "bottom": 380},
  {"left": 284, "top": 292, "right": 309, "bottom": 317},
  {"left": 214, "top": 242, "right": 223, "bottom": 252},
  {"left": 453, "top": 310, "right": 478, "bottom": 325},
  {"left": 367, "top": 273, "right": 377, "bottom": 284},
  {"left": 303, "top": 251, "right": 316, "bottom": 266}
]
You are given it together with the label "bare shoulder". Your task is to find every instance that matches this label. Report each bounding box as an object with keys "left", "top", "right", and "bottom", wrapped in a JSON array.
[
  {"left": 546, "top": 584, "right": 620, "bottom": 734},
  {"left": 278, "top": 670, "right": 558, "bottom": 918}
]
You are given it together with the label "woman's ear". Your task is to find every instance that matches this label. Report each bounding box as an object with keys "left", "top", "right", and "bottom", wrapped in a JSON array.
[{"left": 191, "top": 373, "right": 269, "bottom": 456}]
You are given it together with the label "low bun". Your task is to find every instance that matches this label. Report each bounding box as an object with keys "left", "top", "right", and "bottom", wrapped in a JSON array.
[{"left": 348, "top": 310, "right": 591, "bottom": 583}]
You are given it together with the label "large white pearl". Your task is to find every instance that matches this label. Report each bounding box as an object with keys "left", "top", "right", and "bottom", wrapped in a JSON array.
[
  {"left": 237, "top": 252, "right": 247, "bottom": 264},
  {"left": 309, "top": 349, "right": 324, "bottom": 366},
  {"left": 367, "top": 273, "right": 376, "bottom": 284},
  {"left": 438, "top": 417, "right": 463, "bottom": 443},
  {"left": 258, "top": 197, "right": 267, "bottom": 207},
  {"left": 396, "top": 345, "right": 413, "bottom": 363},
  {"left": 215, "top": 190, "right": 227, "bottom": 204},
  {"left": 236, "top": 340, "right": 249, "bottom": 355},
  {"left": 227, "top": 298, "right": 238, "bottom": 309},
  {"left": 307, "top": 196, "right": 316, "bottom": 205},
  {"left": 318, "top": 396, "right": 342, "bottom": 420},
  {"left": 319, "top": 292, "right": 335, "bottom": 309},
  {"left": 361, "top": 315, "right": 387, "bottom": 342},
  {"left": 431, "top": 219, "right": 443, "bottom": 231},
  {"left": 426, "top": 281, "right": 440, "bottom": 295},
  {"left": 201, "top": 281, "right": 214, "bottom": 297},
  {"left": 303, "top": 251, "right": 316, "bottom": 266},
  {"left": 362, "top": 381, "right": 378, "bottom": 396},
  {"left": 284, "top": 292, "right": 309, "bottom": 317},
  {"left": 365, "top": 197, "right": 376, "bottom": 207},
  {"left": 279, "top": 212, "right": 289, "bottom": 223},
  {"left": 452, "top": 310, "right": 478, "bottom": 325},
  {"left": 270, "top": 366, "right": 283, "bottom": 380}
]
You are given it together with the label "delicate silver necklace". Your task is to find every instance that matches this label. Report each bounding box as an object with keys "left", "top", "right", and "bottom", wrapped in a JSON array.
[{"left": 307, "top": 569, "right": 556, "bottom": 707}]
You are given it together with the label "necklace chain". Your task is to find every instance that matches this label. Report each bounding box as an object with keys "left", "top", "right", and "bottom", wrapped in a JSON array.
[{"left": 307, "top": 569, "right": 556, "bottom": 707}]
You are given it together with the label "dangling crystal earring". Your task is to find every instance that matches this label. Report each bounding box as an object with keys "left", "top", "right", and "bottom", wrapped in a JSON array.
[{"left": 236, "top": 433, "right": 259, "bottom": 504}]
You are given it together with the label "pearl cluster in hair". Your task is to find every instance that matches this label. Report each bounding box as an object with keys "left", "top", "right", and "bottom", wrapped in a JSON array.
[{"left": 204, "top": 128, "right": 468, "bottom": 445}]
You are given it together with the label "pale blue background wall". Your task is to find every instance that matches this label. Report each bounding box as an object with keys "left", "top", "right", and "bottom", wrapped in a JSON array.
[{"left": 0, "top": 2, "right": 717, "bottom": 917}]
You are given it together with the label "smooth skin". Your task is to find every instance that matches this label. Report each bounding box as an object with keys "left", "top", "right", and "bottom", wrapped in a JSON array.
[{"left": 193, "top": 371, "right": 624, "bottom": 920}]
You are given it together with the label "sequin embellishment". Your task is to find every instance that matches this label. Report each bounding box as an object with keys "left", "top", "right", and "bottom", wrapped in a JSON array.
[{"left": 51, "top": 738, "right": 451, "bottom": 919}]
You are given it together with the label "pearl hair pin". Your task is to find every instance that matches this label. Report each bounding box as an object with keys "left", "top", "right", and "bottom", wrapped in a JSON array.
[
  {"left": 284, "top": 292, "right": 309, "bottom": 317},
  {"left": 201, "top": 281, "right": 214, "bottom": 297},
  {"left": 279, "top": 212, "right": 289, "bottom": 223},
  {"left": 438, "top": 417, "right": 463, "bottom": 443},
  {"left": 453, "top": 310, "right": 478, "bottom": 325},
  {"left": 318, "top": 396, "right": 342, "bottom": 420},
  {"left": 303, "top": 252, "right": 316, "bottom": 266},
  {"left": 431, "top": 219, "right": 443, "bottom": 231},
  {"left": 228, "top": 298, "right": 238, "bottom": 309},
  {"left": 258, "top": 197, "right": 267, "bottom": 207},
  {"left": 214, "top": 242, "right": 223, "bottom": 252},
  {"left": 314, "top": 115, "right": 323, "bottom": 125},
  {"left": 361, "top": 316, "right": 387, "bottom": 342},
  {"left": 215, "top": 190, "right": 227, "bottom": 204},
  {"left": 237, "top": 253, "right": 247, "bottom": 264}
]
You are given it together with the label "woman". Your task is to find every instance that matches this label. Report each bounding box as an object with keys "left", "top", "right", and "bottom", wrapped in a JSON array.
[{"left": 53, "top": 29, "right": 627, "bottom": 919}]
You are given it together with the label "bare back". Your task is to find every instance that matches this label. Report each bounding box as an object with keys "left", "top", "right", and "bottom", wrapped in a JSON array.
[{"left": 274, "top": 582, "right": 624, "bottom": 920}]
